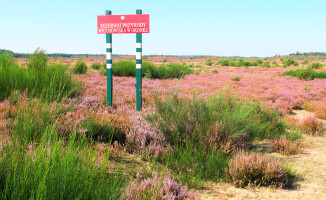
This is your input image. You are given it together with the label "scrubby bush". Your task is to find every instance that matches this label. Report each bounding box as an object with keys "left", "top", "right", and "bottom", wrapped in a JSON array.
[
  {"left": 300, "top": 117, "right": 325, "bottom": 136},
  {"left": 99, "top": 68, "right": 107, "bottom": 76},
  {"left": 91, "top": 63, "right": 102, "bottom": 70},
  {"left": 302, "top": 59, "right": 309, "bottom": 65},
  {"left": 272, "top": 61, "right": 279, "bottom": 67},
  {"left": 283, "top": 68, "right": 326, "bottom": 80},
  {"left": 270, "top": 136, "right": 303, "bottom": 155},
  {"left": 263, "top": 61, "right": 270, "bottom": 68},
  {"left": 205, "top": 58, "right": 213, "bottom": 66},
  {"left": 282, "top": 57, "right": 298, "bottom": 67},
  {"left": 146, "top": 92, "right": 287, "bottom": 183},
  {"left": 110, "top": 60, "right": 192, "bottom": 79},
  {"left": 73, "top": 59, "right": 88, "bottom": 74},
  {"left": 308, "top": 62, "right": 324, "bottom": 69},
  {"left": 0, "top": 51, "right": 80, "bottom": 102},
  {"left": 147, "top": 92, "right": 287, "bottom": 151},
  {"left": 227, "top": 151, "right": 287, "bottom": 188},
  {"left": 121, "top": 172, "right": 197, "bottom": 200},
  {"left": 218, "top": 59, "right": 230, "bottom": 66}
]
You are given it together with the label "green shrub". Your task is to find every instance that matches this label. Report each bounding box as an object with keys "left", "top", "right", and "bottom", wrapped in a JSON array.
[
  {"left": 302, "top": 59, "right": 309, "bottom": 65},
  {"left": 282, "top": 57, "right": 298, "bottom": 67},
  {"left": 283, "top": 68, "right": 326, "bottom": 80},
  {"left": 218, "top": 59, "right": 230, "bottom": 66},
  {"left": 73, "top": 59, "right": 88, "bottom": 74},
  {"left": 308, "top": 62, "right": 323, "bottom": 69},
  {"left": 263, "top": 61, "right": 270, "bottom": 68},
  {"left": 272, "top": 61, "right": 279, "bottom": 67},
  {"left": 111, "top": 60, "right": 192, "bottom": 79},
  {"left": 147, "top": 92, "right": 287, "bottom": 150},
  {"left": 205, "top": 59, "right": 213, "bottom": 66},
  {"left": 0, "top": 52, "right": 80, "bottom": 102},
  {"left": 91, "top": 63, "right": 102, "bottom": 70},
  {"left": 148, "top": 92, "right": 287, "bottom": 184}
]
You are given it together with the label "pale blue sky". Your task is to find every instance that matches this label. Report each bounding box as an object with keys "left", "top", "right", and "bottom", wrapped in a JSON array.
[{"left": 0, "top": 0, "right": 325, "bottom": 57}]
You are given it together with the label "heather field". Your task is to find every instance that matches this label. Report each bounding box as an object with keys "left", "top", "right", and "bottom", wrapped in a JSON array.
[{"left": 1, "top": 51, "right": 326, "bottom": 199}]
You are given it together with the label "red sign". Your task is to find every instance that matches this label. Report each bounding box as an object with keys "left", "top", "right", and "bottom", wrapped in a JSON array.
[{"left": 97, "top": 14, "right": 150, "bottom": 34}]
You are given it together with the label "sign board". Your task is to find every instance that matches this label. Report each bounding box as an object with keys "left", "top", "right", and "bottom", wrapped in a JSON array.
[{"left": 97, "top": 14, "right": 150, "bottom": 34}]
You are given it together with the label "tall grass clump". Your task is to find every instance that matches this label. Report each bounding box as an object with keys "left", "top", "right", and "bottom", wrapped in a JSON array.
[
  {"left": 73, "top": 59, "right": 88, "bottom": 74},
  {"left": 0, "top": 50, "right": 80, "bottom": 102},
  {"left": 147, "top": 91, "right": 287, "bottom": 183},
  {"left": 0, "top": 129, "right": 126, "bottom": 200},
  {"left": 283, "top": 68, "right": 326, "bottom": 80}
]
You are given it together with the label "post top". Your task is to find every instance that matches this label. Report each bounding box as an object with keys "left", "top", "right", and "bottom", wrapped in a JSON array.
[
  {"left": 136, "top": 9, "right": 142, "bottom": 14},
  {"left": 105, "top": 10, "right": 112, "bottom": 15}
]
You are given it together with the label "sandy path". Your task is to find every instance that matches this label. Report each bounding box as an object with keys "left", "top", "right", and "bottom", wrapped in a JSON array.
[{"left": 196, "top": 110, "right": 326, "bottom": 200}]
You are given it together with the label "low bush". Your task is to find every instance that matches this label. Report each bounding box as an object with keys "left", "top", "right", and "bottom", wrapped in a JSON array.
[
  {"left": 272, "top": 61, "right": 280, "bottom": 67},
  {"left": 108, "top": 60, "right": 192, "bottom": 79},
  {"left": 0, "top": 51, "right": 80, "bottom": 102},
  {"left": 283, "top": 68, "right": 326, "bottom": 80},
  {"left": 308, "top": 62, "right": 324, "bottom": 69},
  {"left": 300, "top": 116, "right": 325, "bottom": 136},
  {"left": 205, "top": 58, "right": 213, "bottom": 66},
  {"left": 147, "top": 92, "right": 287, "bottom": 151},
  {"left": 302, "top": 59, "right": 309, "bottom": 65},
  {"left": 73, "top": 59, "right": 88, "bottom": 74},
  {"left": 121, "top": 172, "right": 197, "bottom": 200},
  {"left": 91, "top": 63, "right": 102, "bottom": 70},
  {"left": 227, "top": 151, "right": 287, "bottom": 188},
  {"left": 282, "top": 57, "right": 299, "bottom": 67},
  {"left": 270, "top": 136, "right": 303, "bottom": 155}
]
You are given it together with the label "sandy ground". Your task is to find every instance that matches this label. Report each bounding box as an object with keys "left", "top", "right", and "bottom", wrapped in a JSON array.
[{"left": 196, "top": 110, "right": 326, "bottom": 200}]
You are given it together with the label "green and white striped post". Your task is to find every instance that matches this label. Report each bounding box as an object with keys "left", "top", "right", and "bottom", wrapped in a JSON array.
[
  {"left": 136, "top": 9, "right": 142, "bottom": 111},
  {"left": 105, "top": 10, "right": 113, "bottom": 107}
]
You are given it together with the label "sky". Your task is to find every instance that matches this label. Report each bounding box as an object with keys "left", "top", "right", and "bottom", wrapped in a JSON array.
[{"left": 0, "top": 0, "right": 325, "bottom": 57}]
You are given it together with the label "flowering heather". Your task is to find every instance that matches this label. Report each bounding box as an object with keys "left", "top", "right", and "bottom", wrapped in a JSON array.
[
  {"left": 127, "top": 111, "right": 168, "bottom": 158},
  {"left": 121, "top": 172, "right": 198, "bottom": 200},
  {"left": 300, "top": 116, "right": 326, "bottom": 136},
  {"left": 271, "top": 136, "right": 303, "bottom": 155},
  {"left": 227, "top": 151, "right": 287, "bottom": 188}
]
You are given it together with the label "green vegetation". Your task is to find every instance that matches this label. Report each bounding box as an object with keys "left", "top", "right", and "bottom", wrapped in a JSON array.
[
  {"left": 101, "top": 60, "right": 192, "bottom": 79},
  {"left": 308, "top": 62, "right": 324, "bottom": 69},
  {"left": 73, "top": 59, "right": 88, "bottom": 74},
  {"left": 283, "top": 68, "right": 326, "bottom": 80},
  {"left": 282, "top": 57, "right": 299, "bottom": 67},
  {"left": 0, "top": 125, "right": 125, "bottom": 200},
  {"left": 147, "top": 92, "right": 288, "bottom": 185},
  {"left": 0, "top": 50, "right": 80, "bottom": 102},
  {"left": 232, "top": 76, "right": 241, "bottom": 81},
  {"left": 90, "top": 63, "right": 103, "bottom": 70},
  {"left": 205, "top": 58, "right": 213, "bottom": 66}
]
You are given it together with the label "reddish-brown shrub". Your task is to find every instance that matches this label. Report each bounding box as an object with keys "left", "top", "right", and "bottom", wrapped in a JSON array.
[
  {"left": 300, "top": 116, "right": 325, "bottom": 136},
  {"left": 121, "top": 172, "right": 197, "bottom": 200},
  {"left": 227, "top": 151, "right": 287, "bottom": 188},
  {"left": 270, "top": 136, "right": 303, "bottom": 155}
]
